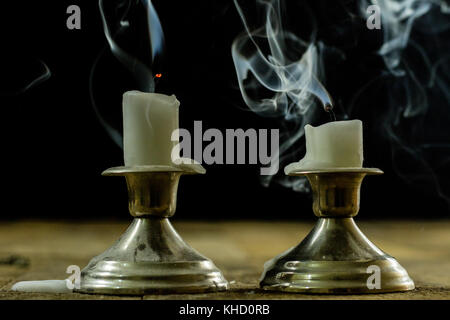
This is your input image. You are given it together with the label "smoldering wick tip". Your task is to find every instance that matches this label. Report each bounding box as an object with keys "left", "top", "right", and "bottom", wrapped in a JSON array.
[{"left": 324, "top": 103, "right": 336, "bottom": 121}]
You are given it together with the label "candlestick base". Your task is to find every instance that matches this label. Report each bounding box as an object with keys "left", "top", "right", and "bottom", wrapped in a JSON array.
[
  {"left": 76, "top": 166, "right": 228, "bottom": 295},
  {"left": 260, "top": 168, "right": 415, "bottom": 294},
  {"left": 77, "top": 217, "right": 228, "bottom": 295}
]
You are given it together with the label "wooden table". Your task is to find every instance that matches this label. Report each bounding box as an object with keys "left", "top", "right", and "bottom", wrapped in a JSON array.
[{"left": 0, "top": 220, "right": 449, "bottom": 300}]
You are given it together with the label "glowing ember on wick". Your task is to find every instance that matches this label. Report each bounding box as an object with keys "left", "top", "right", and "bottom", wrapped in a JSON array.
[
  {"left": 324, "top": 102, "right": 336, "bottom": 122},
  {"left": 99, "top": 0, "right": 187, "bottom": 168}
]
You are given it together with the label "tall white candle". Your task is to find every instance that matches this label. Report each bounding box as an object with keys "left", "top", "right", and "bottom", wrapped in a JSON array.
[
  {"left": 285, "top": 120, "right": 363, "bottom": 173},
  {"left": 123, "top": 91, "right": 180, "bottom": 166}
]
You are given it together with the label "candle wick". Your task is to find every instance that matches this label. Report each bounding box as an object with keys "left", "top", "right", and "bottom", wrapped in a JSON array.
[
  {"left": 324, "top": 103, "right": 336, "bottom": 121},
  {"left": 153, "top": 74, "right": 163, "bottom": 88}
]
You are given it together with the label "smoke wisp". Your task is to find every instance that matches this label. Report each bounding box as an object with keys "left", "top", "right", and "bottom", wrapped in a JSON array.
[
  {"left": 358, "top": 0, "right": 450, "bottom": 204},
  {"left": 0, "top": 58, "right": 51, "bottom": 96},
  {"left": 232, "top": 0, "right": 333, "bottom": 191},
  {"left": 232, "top": 0, "right": 450, "bottom": 205},
  {"left": 91, "top": 0, "right": 165, "bottom": 148}
]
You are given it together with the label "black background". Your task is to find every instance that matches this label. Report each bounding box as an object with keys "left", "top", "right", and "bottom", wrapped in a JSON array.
[{"left": 0, "top": 0, "right": 449, "bottom": 221}]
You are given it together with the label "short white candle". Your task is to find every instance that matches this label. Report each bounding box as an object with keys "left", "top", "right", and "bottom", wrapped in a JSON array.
[
  {"left": 123, "top": 91, "right": 180, "bottom": 166},
  {"left": 285, "top": 120, "right": 363, "bottom": 173}
]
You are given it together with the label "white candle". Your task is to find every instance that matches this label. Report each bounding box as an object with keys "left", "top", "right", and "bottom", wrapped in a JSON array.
[
  {"left": 123, "top": 91, "right": 180, "bottom": 166},
  {"left": 285, "top": 120, "right": 363, "bottom": 173}
]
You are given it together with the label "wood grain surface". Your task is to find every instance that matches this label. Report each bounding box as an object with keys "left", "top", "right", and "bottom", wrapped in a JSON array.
[{"left": 0, "top": 220, "right": 448, "bottom": 300}]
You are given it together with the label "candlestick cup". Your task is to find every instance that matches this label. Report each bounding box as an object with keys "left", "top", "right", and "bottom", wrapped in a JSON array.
[
  {"left": 76, "top": 165, "right": 228, "bottom": 295},
  {"left": 260, "top": 168, "right": 415, "bottom": 294}
]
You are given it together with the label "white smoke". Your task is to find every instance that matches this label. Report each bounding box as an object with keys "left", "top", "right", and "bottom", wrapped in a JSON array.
[
  {"left": 360, "top": 0, "right": 450, "bottom": 204},
  {"left": 232, "top": 0, "right": 450, "bottom": 203},
  {"left": 0, "top": 59, "right": 51, "bottom": 96},
  {"left": 99, "top": 0, "right": 164, "bottom": 93},
  {"left": 91, "top": 0, "right": 165, "bottom": 148},
  {"left": 232, "top": 0, "right": 333, "bottom": 191}
]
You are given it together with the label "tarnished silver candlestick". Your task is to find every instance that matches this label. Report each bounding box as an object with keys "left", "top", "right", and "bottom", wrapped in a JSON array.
[
  {"left": 76, "top": 165, "right": 228, "bottom": 295},
  {"left": 260, "top": 168, "right": 415, "bottom": 294}
]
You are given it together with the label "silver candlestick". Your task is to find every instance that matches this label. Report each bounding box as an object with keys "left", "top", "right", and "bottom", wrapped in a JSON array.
[
  {"left": 76, "top": 165, "right": 229, "bottom": 295},
  {"left": 260, "top": 168, "right": 415, "bottom": 294}
]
